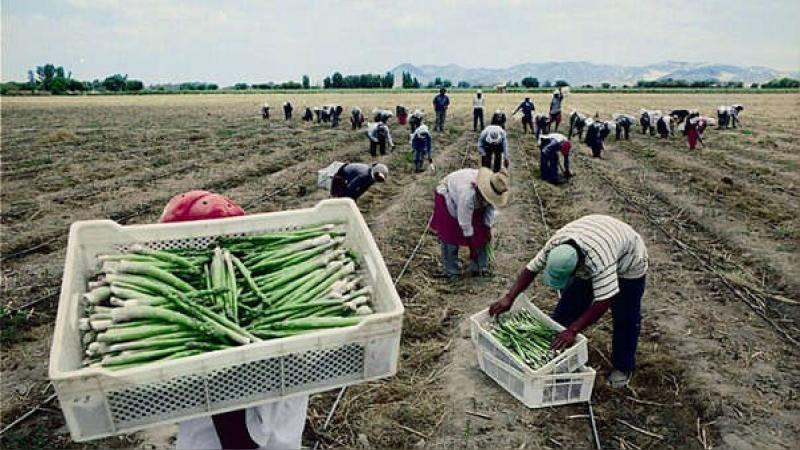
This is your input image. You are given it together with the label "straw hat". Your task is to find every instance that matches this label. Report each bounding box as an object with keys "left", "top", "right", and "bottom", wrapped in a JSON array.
[{"left": 476, "top": 168, "right": 510, "bottom": 208}]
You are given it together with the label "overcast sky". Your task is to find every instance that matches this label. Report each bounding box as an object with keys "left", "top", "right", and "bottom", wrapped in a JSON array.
[{"left": 2, "top": 0, "right": 798, "bottom": 85}]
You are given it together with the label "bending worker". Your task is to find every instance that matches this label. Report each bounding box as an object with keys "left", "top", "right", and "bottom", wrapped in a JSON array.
[
  {"left": 539, "top": 133, "right": 571, "bottom": 185},
  {"left": 330, "top": 162, "right": 389, "bottom": 202},
  {"left": 410, "top": 124, "right": 434, "bottom": 173},
  {"left": 164, "top": 191, "right": 309, "bottom": 450},
  {"left": 366, "top": 121, "right": 394, "bottom": 156},
  {"left": 431, "top": 168, "right": 510, "bottom": 281},
  {"left": 478, "top": 125, "right": 510, "bottom": 172},
  {"left": 489, "top": 214, "right": 649, "bottom": 389}
]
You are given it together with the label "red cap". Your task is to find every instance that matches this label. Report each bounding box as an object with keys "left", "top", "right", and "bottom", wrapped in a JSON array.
[
  {"left": 160, "top": 190, "right": 245, "bottom": 223},
  {"left": 560, "top": 140, "right": 572, "bottom": 156}
]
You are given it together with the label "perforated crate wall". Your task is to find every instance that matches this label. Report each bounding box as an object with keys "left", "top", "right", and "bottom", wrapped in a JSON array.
[{"left": 106, "top": 343, "right": 366, "bottom": 430}]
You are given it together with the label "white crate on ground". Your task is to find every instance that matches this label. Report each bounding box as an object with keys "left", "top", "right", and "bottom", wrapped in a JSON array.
[
  {"left": 49, "top": 199, "right": 403, "bottom": 442},
  {"left": 478, "top": 351, "right": 595, "bottom": 408},
  {"left": 470, "top": 294, "right": 588, "bottom": 377},
  {"left": 317, "top": 161, "right": 345, "bottom": 190}
]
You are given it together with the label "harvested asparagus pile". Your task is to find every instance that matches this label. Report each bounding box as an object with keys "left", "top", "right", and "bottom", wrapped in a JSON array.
[
  {"left": 491, "top": 311, "right": 559, "bottom": 370},
  {"left": 80, "top": 224, "right": 374, "bottom": 370}
]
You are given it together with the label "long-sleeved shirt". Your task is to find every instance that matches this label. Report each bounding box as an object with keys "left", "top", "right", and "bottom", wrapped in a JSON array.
[
  {"left": 526, "top": 214, "right": 649, "bottom": 301},
  {"left": 473, "top": 95, "right": 484, "bottom": 109},
  {"left": 435, "top": 169, "right": 496, "bottom": 237},
  {"left": 478, "top": 125, "right": 509, "bottom": 160},
  {"left": 366, "top": 122, "right": 394, "bottom": 146},
  {"left": 410, "top": 127, "right": 432, "bottom": 158},
  {"left": 513, "top": 100, "right": 535, "bottom": 117},
  {"left": 339, "top": 163, "right": 377, "bottom": 200},
  {"left": 433, "top": 94, "right": 450, "bottom": 111}
]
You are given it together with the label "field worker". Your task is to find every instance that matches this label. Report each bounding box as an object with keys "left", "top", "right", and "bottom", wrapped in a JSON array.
[
  {"left": 396, "top": 105, "right": 409, "bottom": 126},
  {"left": 639, "top": 109, "right": 661, "bottom": 136},
  {"left": 330, "top": 162, "right": 389, "bottom": 202},
  {"left": 283, "top": 101, "right": 293, "bottom": 120},
  {"left": 717, "top": 104, "right": 744, "bottom": 129},
  {"left": 367, "top": 121, "right": 394, "bottom": 156},
  {"left": 490, "top": 109, "right": 507, "bottom": 129},
  {"left": 567, "top": 110, "right": 588, "bottom": 140},
  {"left": 163, "top": 191, "right": 309, "bottom": 450},
  {"left": 534, "top": 113, "right": 551, "bottom": 139},
  {"left": 433, "top": 88, "right": 450, "bottom": 132},
  {"left": 585, "top": 119, "right": 612, "bottom": 157},
  {"left": 409, "top": 109, "right": 425, "bottom": 132},
  {"left": 686, "top": 116, "right": 711, "bottom": 150},
  {"left": 488, "top": 214, "right": 649, "bottom": 388},
  {"left": 313, "top": 106, "right": 323, "bottom": 123},
  {"left": 539, "top": 133, "right": 572, "bottom": 184},
  {"left": 656, "top": 115, "right": 674, "bottom": 139},
  {"left": 261, "top": 103, "right": 270, "bottom": 120},
  {"left": 302, "top": 107, "right": 314, "bottom": 122},
  {"left": 512, "top": 97, "right": 536, "bottom": 133},
  {"left": 478, "top": 125, "right": 510, "bottom": 172},
  {"left": 669, "top": 108, "right": 693, "bottom": 126},
  {"left": 431, "top": 167, "right": 510, "bottom": 281},
  {"left": 612, "top": 113, "right": 636, "bottom": 140},
  {"left": 351, "top": 107, "right": 365, "bottom": 129},
  {"left": 373, "top": 108, "right": 394, "bottom": 124},
  {"left": 410, "top": 124, "right": 434, "bottom": 173},
  {"left": 472, "top": 90, "right": 485, "bottom": 131},
  {"left": 330, "top": 105, "right": 344, "bottom": 128},
  {"left": 549, "top": 88, "right": 565, "bottom": 132}
]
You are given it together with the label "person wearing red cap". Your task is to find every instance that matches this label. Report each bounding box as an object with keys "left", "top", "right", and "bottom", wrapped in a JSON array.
[
  {"left": 538, "top": 133, "right": 572, "bottom": 185},
  {"left": 161, "top": 191, "right": 309, "bottom": 450}
]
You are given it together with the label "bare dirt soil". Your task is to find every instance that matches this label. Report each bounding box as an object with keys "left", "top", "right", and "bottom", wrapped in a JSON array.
[{"left": 1, "top": 92, "right": 798, "bottom": 449}]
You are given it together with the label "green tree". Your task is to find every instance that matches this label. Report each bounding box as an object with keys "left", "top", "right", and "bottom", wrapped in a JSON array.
[
  {"left": 302, "top": 75, "right": 310, "bottom": 89},
  {"left": 125, "top": 80, "right": 144, "bottom": 91},
  {"left": 331, "top": 72, "right": 344, "bottom": 88},
  {"left": 323, "top": 76, "right": 331, "bottom": 89},
  {"left": 457, "top": 81, "right": 470, "bottom": 88},
  {"left": 520, "top": 77, "right": 539, "bottom": 88},
  {"left": 234, "top": 82, "right": 249, "bottom": 90},
  {"left": 554, "top": 80, "right": 569, "bottom": 87},
  {"left": 102, "top": 74, "right": 128, "bottom": 91}
]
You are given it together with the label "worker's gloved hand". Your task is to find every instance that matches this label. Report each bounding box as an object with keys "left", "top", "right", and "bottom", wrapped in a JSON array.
[
  {"left": 504, "top": 159, "right": 510, "bottom": 168},
  {"left": 489, "top": 297, "right": 513, "bottom": 317},
  {"left": 550, "top": 328, "right": 577, "bottom": 350}
]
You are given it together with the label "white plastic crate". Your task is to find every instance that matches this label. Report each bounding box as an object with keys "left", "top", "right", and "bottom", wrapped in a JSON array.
[
  {"left": 478, "top": 351, "right": 595, "bottom": 408},
  {"left": 470, "top": 294, "right": 588, "bottom": 376},
  {"left": 49, "top": 199, "right": 403, "bottom": 442},
  {"left": 317, "top": 161, "right": 345, "bottom": 190}
]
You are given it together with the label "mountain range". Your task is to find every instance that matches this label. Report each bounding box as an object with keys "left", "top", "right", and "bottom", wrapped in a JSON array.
[{"left": 390, "top": 61, "right": 797, "bottom": 86}]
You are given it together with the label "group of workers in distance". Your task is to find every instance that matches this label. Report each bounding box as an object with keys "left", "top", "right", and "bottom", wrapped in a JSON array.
[{"left": 197, "top": 91, "right": 748, "bottom": 450}]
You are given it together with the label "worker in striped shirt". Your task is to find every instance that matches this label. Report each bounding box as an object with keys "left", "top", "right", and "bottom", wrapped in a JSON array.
[{"left": 489, "top": 214, "right": 648, "bottom": 388}]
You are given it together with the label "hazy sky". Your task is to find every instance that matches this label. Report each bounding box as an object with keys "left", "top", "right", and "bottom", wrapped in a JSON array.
[{"left": 2, "top": 0, "right": 798, "bottom": 85}]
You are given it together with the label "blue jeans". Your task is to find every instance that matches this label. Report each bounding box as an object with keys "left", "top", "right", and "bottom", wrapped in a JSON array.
[
  {"left": 551, "top": 276, "right": 646, "bottom": 373},
  {"left": 441, "top": 241, "right": 487, "bottom": 277},
  {"left": 540, "top": 150, "right": 560, "bottom": 184}
]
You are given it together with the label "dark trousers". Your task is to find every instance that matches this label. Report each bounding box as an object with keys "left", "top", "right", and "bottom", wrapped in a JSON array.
[
  {"left": 616, "top": 124, "right": 630, "bottom": 140},
  {"left": 522, "top": 115, "right": 533, "bottom": 133},
  {"left": 435, "top": 110, "right": 447, "bottom": 131},
  {"left": 590, "top": 142, "right": 603, "bottom": 158},
  {"left": 370, "top": 139, "right": 386, "bottom": 156},
  {"left": 481, "top": 148, "right": 503, "bottom": 172},
  {"left": 473, "top": 108, "right": 484, "bottom": 131},
  {"left": 552, "top": 276, "right": 646, "bottom": 373},
  {"left": 540, "top": 150, "right": 560, "bottom": 184}
]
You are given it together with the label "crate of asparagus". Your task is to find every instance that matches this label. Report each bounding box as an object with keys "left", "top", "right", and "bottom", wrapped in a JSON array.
[
  {"left": 49, "top": 199, "right": 403, "bottom": 442},
  {"left": 470, "top": 294, "right": 588, "bottom": 377}
]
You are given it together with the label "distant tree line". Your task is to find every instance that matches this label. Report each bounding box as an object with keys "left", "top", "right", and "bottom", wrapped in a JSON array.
[
  {"left": 0, "top": 63, "right": 145, "bottom": 94},
  {"left": 761, "top": 77, "right": 800, "bottom": 88},
  {"left": 322, "top": 71, "right": 395, "bottom": 89},
  {"left": 635, "top": 78, "right": 744, "bottom": 88}
]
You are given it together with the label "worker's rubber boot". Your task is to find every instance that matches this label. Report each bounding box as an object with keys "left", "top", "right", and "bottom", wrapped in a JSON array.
[{"left": 607, "top": 369, "right": 631, "bottom": 388}]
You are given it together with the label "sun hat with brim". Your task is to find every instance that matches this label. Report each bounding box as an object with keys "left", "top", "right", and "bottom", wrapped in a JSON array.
[
  {"left": 476, "top": 167, "right": 510, "bottom": 208},
  {"left": 542, "top": 244, "right": 578, "bottom": 289}
]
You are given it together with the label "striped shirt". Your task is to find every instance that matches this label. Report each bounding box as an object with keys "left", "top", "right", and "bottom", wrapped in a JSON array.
[{"left": 526, "top": 215, "right": 648, "bottom": 301}]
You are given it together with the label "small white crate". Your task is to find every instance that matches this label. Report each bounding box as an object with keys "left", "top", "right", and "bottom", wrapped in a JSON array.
[
  {"left": 478, "top": 351, "right": 595, "bottom": 408},
  {"left": 470, "top": 294, "right": 588, "bottom": 376},
  {"left": 49, "top": 199, "right": 403, "bottom": 442},
  {"left": 317, "top": 161, "right": 345, "bottom": 190}
]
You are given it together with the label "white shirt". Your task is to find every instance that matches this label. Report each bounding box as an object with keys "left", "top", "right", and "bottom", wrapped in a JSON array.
[
  {"left": 176, "top": 395, "right": 309, "bottom": 450},
  {"left": 435, "top": 169, "right": 496, "bottom": 237},
  {"left": 366, "top": 122, "right": 394, "bottom": 146},
  {"left": 473, "top": 96, "right": 484, "bottom": 109},
  {"left": 526, "top": 215, "right": 648, "bottom": 301}
]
